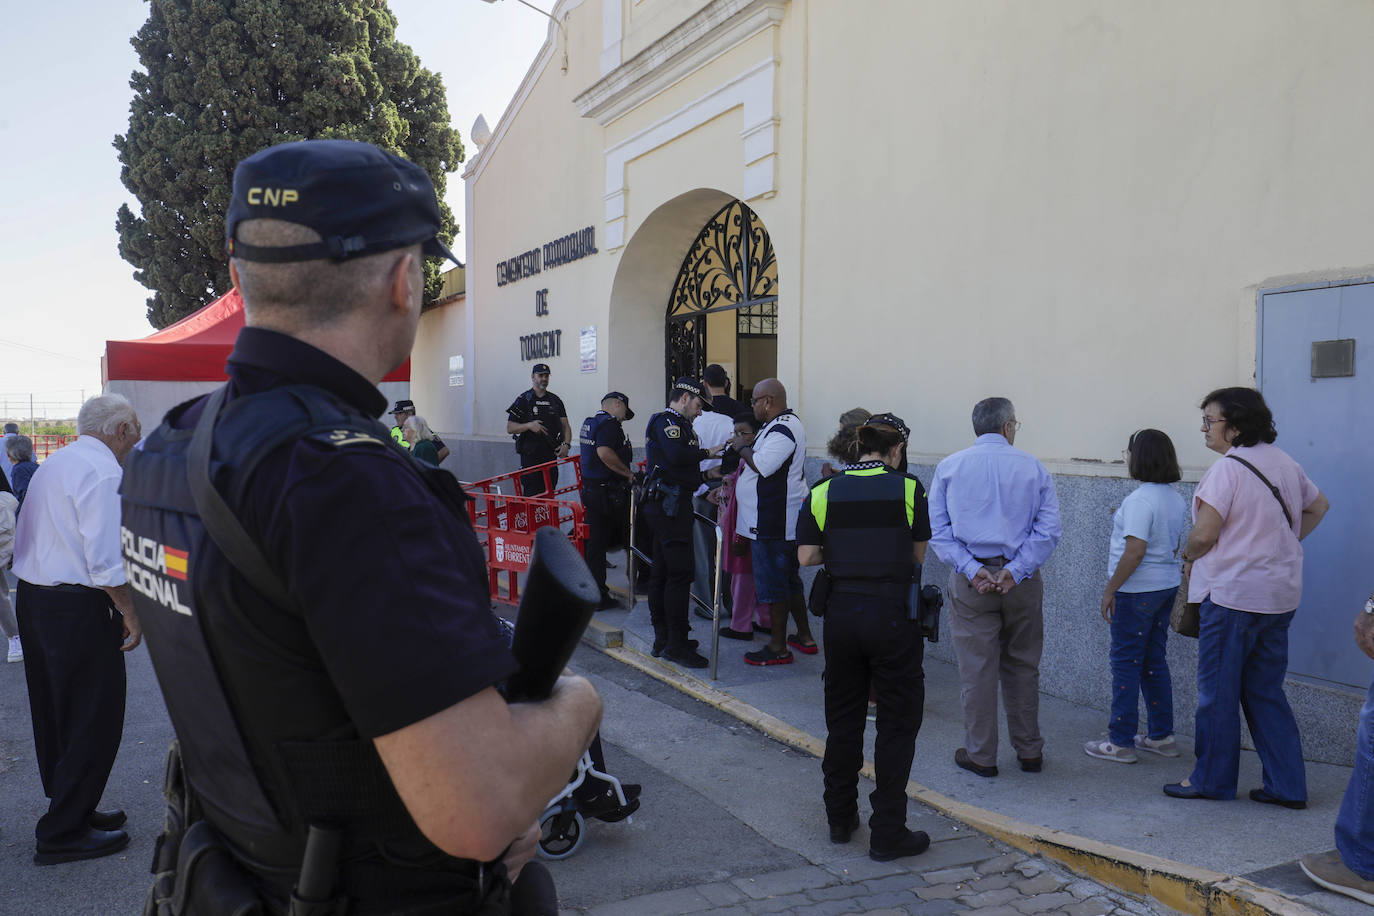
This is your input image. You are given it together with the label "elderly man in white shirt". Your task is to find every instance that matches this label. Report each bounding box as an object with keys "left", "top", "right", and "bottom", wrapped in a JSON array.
[{"left": 13, "top": 394, "right": 143, "bottom": 865}]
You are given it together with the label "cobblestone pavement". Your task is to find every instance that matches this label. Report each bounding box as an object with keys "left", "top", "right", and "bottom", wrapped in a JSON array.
[{"left": 570, "top": 822, "right": 1178, "bottom": 916}]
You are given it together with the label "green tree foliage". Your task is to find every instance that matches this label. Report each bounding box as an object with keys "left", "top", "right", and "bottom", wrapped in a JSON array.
[{"left": 116, "top": 0, "right": 463, "bottom": 328}]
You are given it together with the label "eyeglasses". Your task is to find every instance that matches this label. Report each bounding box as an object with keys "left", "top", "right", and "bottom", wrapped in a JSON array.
[
  {"left": 750, "top": 395, "right": 772, "bottom": 406},
  {"left": 1201, "top": 415, "right": 1225, "bottom": 430},
  {"left": 1008, "top": 420, "right": 1022, "bottom": 432}
]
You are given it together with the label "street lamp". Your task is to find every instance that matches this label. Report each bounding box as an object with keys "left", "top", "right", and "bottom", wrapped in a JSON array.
[{"left": 478, "top": 0, "right": 568, "bottom": 73}]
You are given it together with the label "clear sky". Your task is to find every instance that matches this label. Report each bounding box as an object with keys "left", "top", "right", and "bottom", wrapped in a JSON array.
[{"left": 0, "top": 0, "right": 547, "bottom": 419}]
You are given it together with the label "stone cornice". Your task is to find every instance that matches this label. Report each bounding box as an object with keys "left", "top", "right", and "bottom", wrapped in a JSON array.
[{"left": 574, "top": 0, "right": 788, "bottom": 125}]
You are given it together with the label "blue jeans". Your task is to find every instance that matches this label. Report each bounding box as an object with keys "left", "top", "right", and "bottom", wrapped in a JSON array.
[
  {"left": 1108, "top": 587, "right": 1176, "bottom": 747},
  {"left": 1189, "top": 600, "right": 1306, "bottom": 801},
  {"left": 1336, "top": 676, "right": 1374, "bottom": 879}
]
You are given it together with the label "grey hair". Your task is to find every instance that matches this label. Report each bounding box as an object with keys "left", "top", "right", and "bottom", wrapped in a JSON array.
[
  {"left": 404, "top": 414, "right": 435, "bottom": 441},
  {"left": 77, "top": 394, "right": 138, "bottom": 437},
  {"left": 971, "top": 397, "right": 1015, "bottom": 436},
  {"left": 6, "top": 435, "right": 34, "bottom": 463}
]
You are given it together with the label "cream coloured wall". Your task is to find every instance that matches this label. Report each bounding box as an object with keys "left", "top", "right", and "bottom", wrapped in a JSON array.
[
  {"left": 412, "top": 301, "right": 467, "bottom": 437},
  {"left": 794, "top": 0, "right": 1374, "bottom": 471},
  {"left": 622, "top": 0, "right": 713, "bottom": 61}
]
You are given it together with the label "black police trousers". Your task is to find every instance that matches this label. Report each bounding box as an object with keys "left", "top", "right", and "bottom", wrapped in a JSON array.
[
  {"left": 519, "top": 445, "right": 558, "bottom": 496},
  {"left": 821, "top": 591, "right": 925, "bottom": 845},
  {"left": 641, "top": 499, "right": 694, "bottom": 652},
  {"left": 581, "top": 483, "right": 627, "bottom": 598}
]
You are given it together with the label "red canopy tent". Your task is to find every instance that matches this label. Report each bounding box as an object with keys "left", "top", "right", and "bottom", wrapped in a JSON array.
[{"left": 103, "top": 290, "right": 410, "bottom": 424}]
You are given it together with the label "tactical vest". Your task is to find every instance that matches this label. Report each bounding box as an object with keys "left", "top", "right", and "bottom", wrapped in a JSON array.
[
  {"left": 121, "top": 383, "right": 507, "bottom": 916},
  {"left": 578, "top": 412, "right": 630, "bottom": 481},
  {"left": 807, "top": 466, "right": 919, "bottom": 581}
]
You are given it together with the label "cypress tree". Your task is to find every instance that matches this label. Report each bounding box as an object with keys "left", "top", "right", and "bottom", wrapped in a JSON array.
[{"left": 115, "top": 0, "right": 463, "bottom": 328}]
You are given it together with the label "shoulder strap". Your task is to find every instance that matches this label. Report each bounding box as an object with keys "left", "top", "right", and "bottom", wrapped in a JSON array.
[
  {"left": 187, "top": 385, "right": 297, "bottom": 608},
  {"left": 1226, "top": 454, "right": 1295, "bottom": 529}
]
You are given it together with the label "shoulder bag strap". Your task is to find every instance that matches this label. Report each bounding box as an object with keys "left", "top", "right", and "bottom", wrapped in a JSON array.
[
  {"left": 1226, "top": 454, "right": 1295, "bottom": 529},
  {"left": 187, "top": 385, "right": 297, "bottom": 609}
]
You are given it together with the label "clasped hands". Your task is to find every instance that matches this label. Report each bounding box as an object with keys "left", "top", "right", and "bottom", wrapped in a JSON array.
[{"left": 972, "top": 565, "right": 1016, "bottom": 595}]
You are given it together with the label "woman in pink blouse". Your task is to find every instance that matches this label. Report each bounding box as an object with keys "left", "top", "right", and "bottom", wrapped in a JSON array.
[{"left": 1164, "top": 387, "right": 1329, "bottom": 805}]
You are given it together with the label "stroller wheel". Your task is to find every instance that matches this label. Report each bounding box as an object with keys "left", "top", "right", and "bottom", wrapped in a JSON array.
[{"left": 537, "top": 809, "right": 585, "bottom": 860}]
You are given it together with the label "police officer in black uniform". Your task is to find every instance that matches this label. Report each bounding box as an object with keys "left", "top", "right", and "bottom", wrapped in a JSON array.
[
  {"left": 119, "top": 139, "right": 602, "bottom": 915},
  {"left": 578, "top": 392, "right": 636, "bottom": 610},
  {"left": 797, "top": 413, "right": 932, "bottom": 863},
  {"left": 641, "top": 379, "right": 723, "bottom": 668},
  {"left": 506, "top": 365, "right": 571, "bottom": 496}
]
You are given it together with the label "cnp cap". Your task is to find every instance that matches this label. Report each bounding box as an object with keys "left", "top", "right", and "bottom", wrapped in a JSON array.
[
  {"left": 602, "top": 391, "right": 635, "bottom": 420},
  {"left": 672, "top": 377, "right": 713, "bottom": 410},
  {"left": 390, "top": 399, "right": 415, "bottom": 414},
  {"left": 531, "top": 363, "right": 551, "bottom": 374},
  {"left": 226, "top": 139, "right": 459, "bottom": 264},
  {"left": 862, "top": 412, "right": 910, "bottom": 442}
]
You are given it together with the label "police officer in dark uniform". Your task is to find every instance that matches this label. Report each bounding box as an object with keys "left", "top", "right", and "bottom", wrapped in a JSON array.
[
  {"left": 119, "top": 139, "right": 602, "bottom": 915},
  {"left": 506, "top": 365, "right": 571, "bottom": 496},
  {"left": 578, "top": 392, "right": 636, "bottom": 611},
  {"left": 797, "top": 413, "right": 932, "bottom": 863},
  {"left": 641, "top": 379, "right": 723, "bottom": 668}
]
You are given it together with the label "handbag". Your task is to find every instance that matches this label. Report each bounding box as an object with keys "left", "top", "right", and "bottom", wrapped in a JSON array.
[{"left": 1172, "top": 454, "right": 1295, "bottom": 639}]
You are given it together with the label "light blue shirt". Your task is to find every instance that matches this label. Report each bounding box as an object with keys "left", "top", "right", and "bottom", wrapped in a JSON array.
[
  {"left": 1107, "top": 483, "right": 1186, "bottom": 593},
  {"left": 929, "top": 433, "right": 1062, "bottom": 583}
]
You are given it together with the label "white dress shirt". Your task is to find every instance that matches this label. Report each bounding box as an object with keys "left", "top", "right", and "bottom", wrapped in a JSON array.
[
  {"left": 13, "top": 436, "right": 127, "bottom": 588},
  {"left": 692, "top": 410, "right": 735, "bottom": 497}
]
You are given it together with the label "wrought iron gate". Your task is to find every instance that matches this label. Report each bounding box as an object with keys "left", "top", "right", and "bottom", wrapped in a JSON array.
[{"left": 665, "top": 200, "right": 778, "bottom": 393}]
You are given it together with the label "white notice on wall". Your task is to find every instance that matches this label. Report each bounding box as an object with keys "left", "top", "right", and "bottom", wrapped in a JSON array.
[
  {"left": 580, "top": 326, "right": 597, "bottom": 373},
  {"left": 449, "top": 374, "right": 464, "bottom": 387}
]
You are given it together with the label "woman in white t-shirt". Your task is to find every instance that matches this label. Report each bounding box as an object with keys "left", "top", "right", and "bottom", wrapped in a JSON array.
[{"left": 1085, "top": 429, "right": 1187, "bottom": 764}]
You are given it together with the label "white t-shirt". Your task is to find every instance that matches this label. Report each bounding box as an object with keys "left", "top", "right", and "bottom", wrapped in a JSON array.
[
  {"left": 692, "top": 410, "right": 734, "bottom": 497},
  {"left": 736, "top": 410, "right": 807, "bottom": 541},
  {"left": 1107, "top": 482, "right": 1186, "bottom": 593}
]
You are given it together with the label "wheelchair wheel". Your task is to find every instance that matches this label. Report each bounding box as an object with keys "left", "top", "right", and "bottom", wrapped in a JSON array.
[{"left": 537, "top": 809, "right": 585, "bottom": 860}]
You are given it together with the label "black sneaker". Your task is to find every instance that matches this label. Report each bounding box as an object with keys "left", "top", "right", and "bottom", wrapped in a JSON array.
[
  {"left": 663, "top": 646, "right": 709, "bottom": 668},
  {"left": 744, "top": 646, "right": 793, "bottom": 667},
  {"left": 870, "top": 828, "right": 930, "bottom": 862},
  {"left": 597, "top": 593, "right": 623, "bottom": 611},
  {"left": 576, "top": 783, "right": 643, "bottom": 822}
]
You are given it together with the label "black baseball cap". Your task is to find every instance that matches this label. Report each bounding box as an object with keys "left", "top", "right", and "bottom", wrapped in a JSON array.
[
  {"left": 226, "top": 139, "right": 458, "bottom": 264},
  {"left": 672, "top": 377, "right": 713, "bottom": 410},
  {"left": 390, "top": 399, "right": 415, "bottom": 415},
  {"left": 602, "top": 391, "right": 635, "bottom": 420},
  {"left": 863, "top": 412, "right": 910, "bottom": 442},
  {"left": 531, "top": 364, "right": 551, "bottom": 374}
]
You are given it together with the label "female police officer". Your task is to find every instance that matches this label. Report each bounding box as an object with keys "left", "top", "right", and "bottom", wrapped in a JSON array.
[{"left": 797, "top": 413, "right": 932, "bottom": 862}]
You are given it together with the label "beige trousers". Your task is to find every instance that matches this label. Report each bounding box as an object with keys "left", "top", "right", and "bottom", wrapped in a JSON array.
[{"left": 948, "top": 564, "right": 1045, "bottom": 767}]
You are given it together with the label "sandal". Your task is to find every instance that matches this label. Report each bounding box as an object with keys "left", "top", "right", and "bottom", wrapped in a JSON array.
[{"left": 787, "top": 635, "right": 819, "bottom": 655}]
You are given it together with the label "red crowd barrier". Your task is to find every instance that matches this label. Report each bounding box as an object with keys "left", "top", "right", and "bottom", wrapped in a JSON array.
[
  {"left": 31, "top": 434, "right": 76, "bottom": 460},
  {"left": 465, "top": 455, "right": 588, "bottom": 604}
]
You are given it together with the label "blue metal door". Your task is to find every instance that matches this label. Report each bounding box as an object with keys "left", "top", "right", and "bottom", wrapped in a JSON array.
[{"left": 1259, "top": 281, "right": 1374, "bottom": 689}]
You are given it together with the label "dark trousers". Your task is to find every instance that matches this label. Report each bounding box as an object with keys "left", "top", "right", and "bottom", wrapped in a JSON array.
[
  {"left": 519, "top": 447, "right": 558, "bottom": 496},
  {"left": 16, "top": 581, "right": 127, "bottom": 842},
  {"left": 582, "top": 484, "right": 627, "bottom": 598},
  {"left": 691, "top": 491, "right": 731, "bottom": 615},
  {"left": 822, "top": 592, "right": 924, "bottom": 844},
  {"left": 642, "top": 500, "right": 694, "bottom": 652}
]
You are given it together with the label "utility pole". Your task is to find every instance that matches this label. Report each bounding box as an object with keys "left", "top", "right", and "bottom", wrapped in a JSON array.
[{"left": 30, "top": 394, "right": 35, "bottom": 436}]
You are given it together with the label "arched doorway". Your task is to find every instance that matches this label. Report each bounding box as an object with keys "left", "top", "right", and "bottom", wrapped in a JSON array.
[{"left": 665, "top": 201, "right": 778, "bottom": 400}]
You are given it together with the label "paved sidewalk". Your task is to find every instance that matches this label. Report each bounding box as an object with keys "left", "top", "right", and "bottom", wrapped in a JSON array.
[
  {"left": 581, "top": 841, "right": 1175, "bottom": 916},
  {"left": 589, "top": 572, "right": 1362, "bottom": 915}
]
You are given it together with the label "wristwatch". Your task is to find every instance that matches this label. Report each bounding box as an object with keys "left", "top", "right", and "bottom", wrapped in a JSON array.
[{"left": 1365, "top": 596, "right": 1374, "bottom": 615}]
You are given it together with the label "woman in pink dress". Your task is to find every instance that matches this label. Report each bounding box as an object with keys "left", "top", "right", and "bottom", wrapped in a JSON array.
[{"left": 716, "top": 415, "right": 770, "bottom": 640}]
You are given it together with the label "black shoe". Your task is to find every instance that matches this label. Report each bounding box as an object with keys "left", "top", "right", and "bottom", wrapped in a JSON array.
[
  {"left": 1250, "top": 788, "right": 1306, "bottom": 809},
  {"left": 89, "top": 809, "right": 127, "bottom": 831},
  {"left": 576, "top": 783, "right": 643, "bottom": 822},
  {"left": 718, "top": 626, "right": 753, "bottom": 641},
  {"left": 34, "top": 828, "right": 130, "bottom": 866},
  {"left": 663, "top": 646, "right": 709, "bottom": 668},
  {"left": 651, "top": 639, "right": 665, "bottom": 658},
  {"left": 597, "top": 593, "right": 622, "bottom": 611},
  {"left": 1019, "top": 756, "right": 1043, "bottom": 773},
  {"left": 1163, "top": 782, "right": 1212, "bottom": 799},
  {"left": 829, "top": 813, "right": 860, "bottom": 844},
  {"left": 753, "top": 623, "right": 772, "bottom": 634},
  {"left": 870, "top": 828, "right": 930, "bottom": 861},
  {"left": 955, "top": 748, "right": 998, "bottom": 778}
]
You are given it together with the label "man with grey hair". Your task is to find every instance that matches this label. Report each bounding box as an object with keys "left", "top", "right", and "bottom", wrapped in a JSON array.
[
  {"left": 13, "top": 393, "right": 143, "bottom": 864},
  {"left": 929, "top": 397, "right": 1062, "bottom": 778},
  {"left": 1, "top": 421, "right": 18, "bottom": 487}
]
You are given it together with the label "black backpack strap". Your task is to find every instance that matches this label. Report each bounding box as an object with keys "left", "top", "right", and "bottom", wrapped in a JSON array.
[
  {"left": 187, "top": 385, "right": 297, "bottom": 609},
  {"left": 1226, "top": 454, "right": 1295, "bottom": 529}
]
